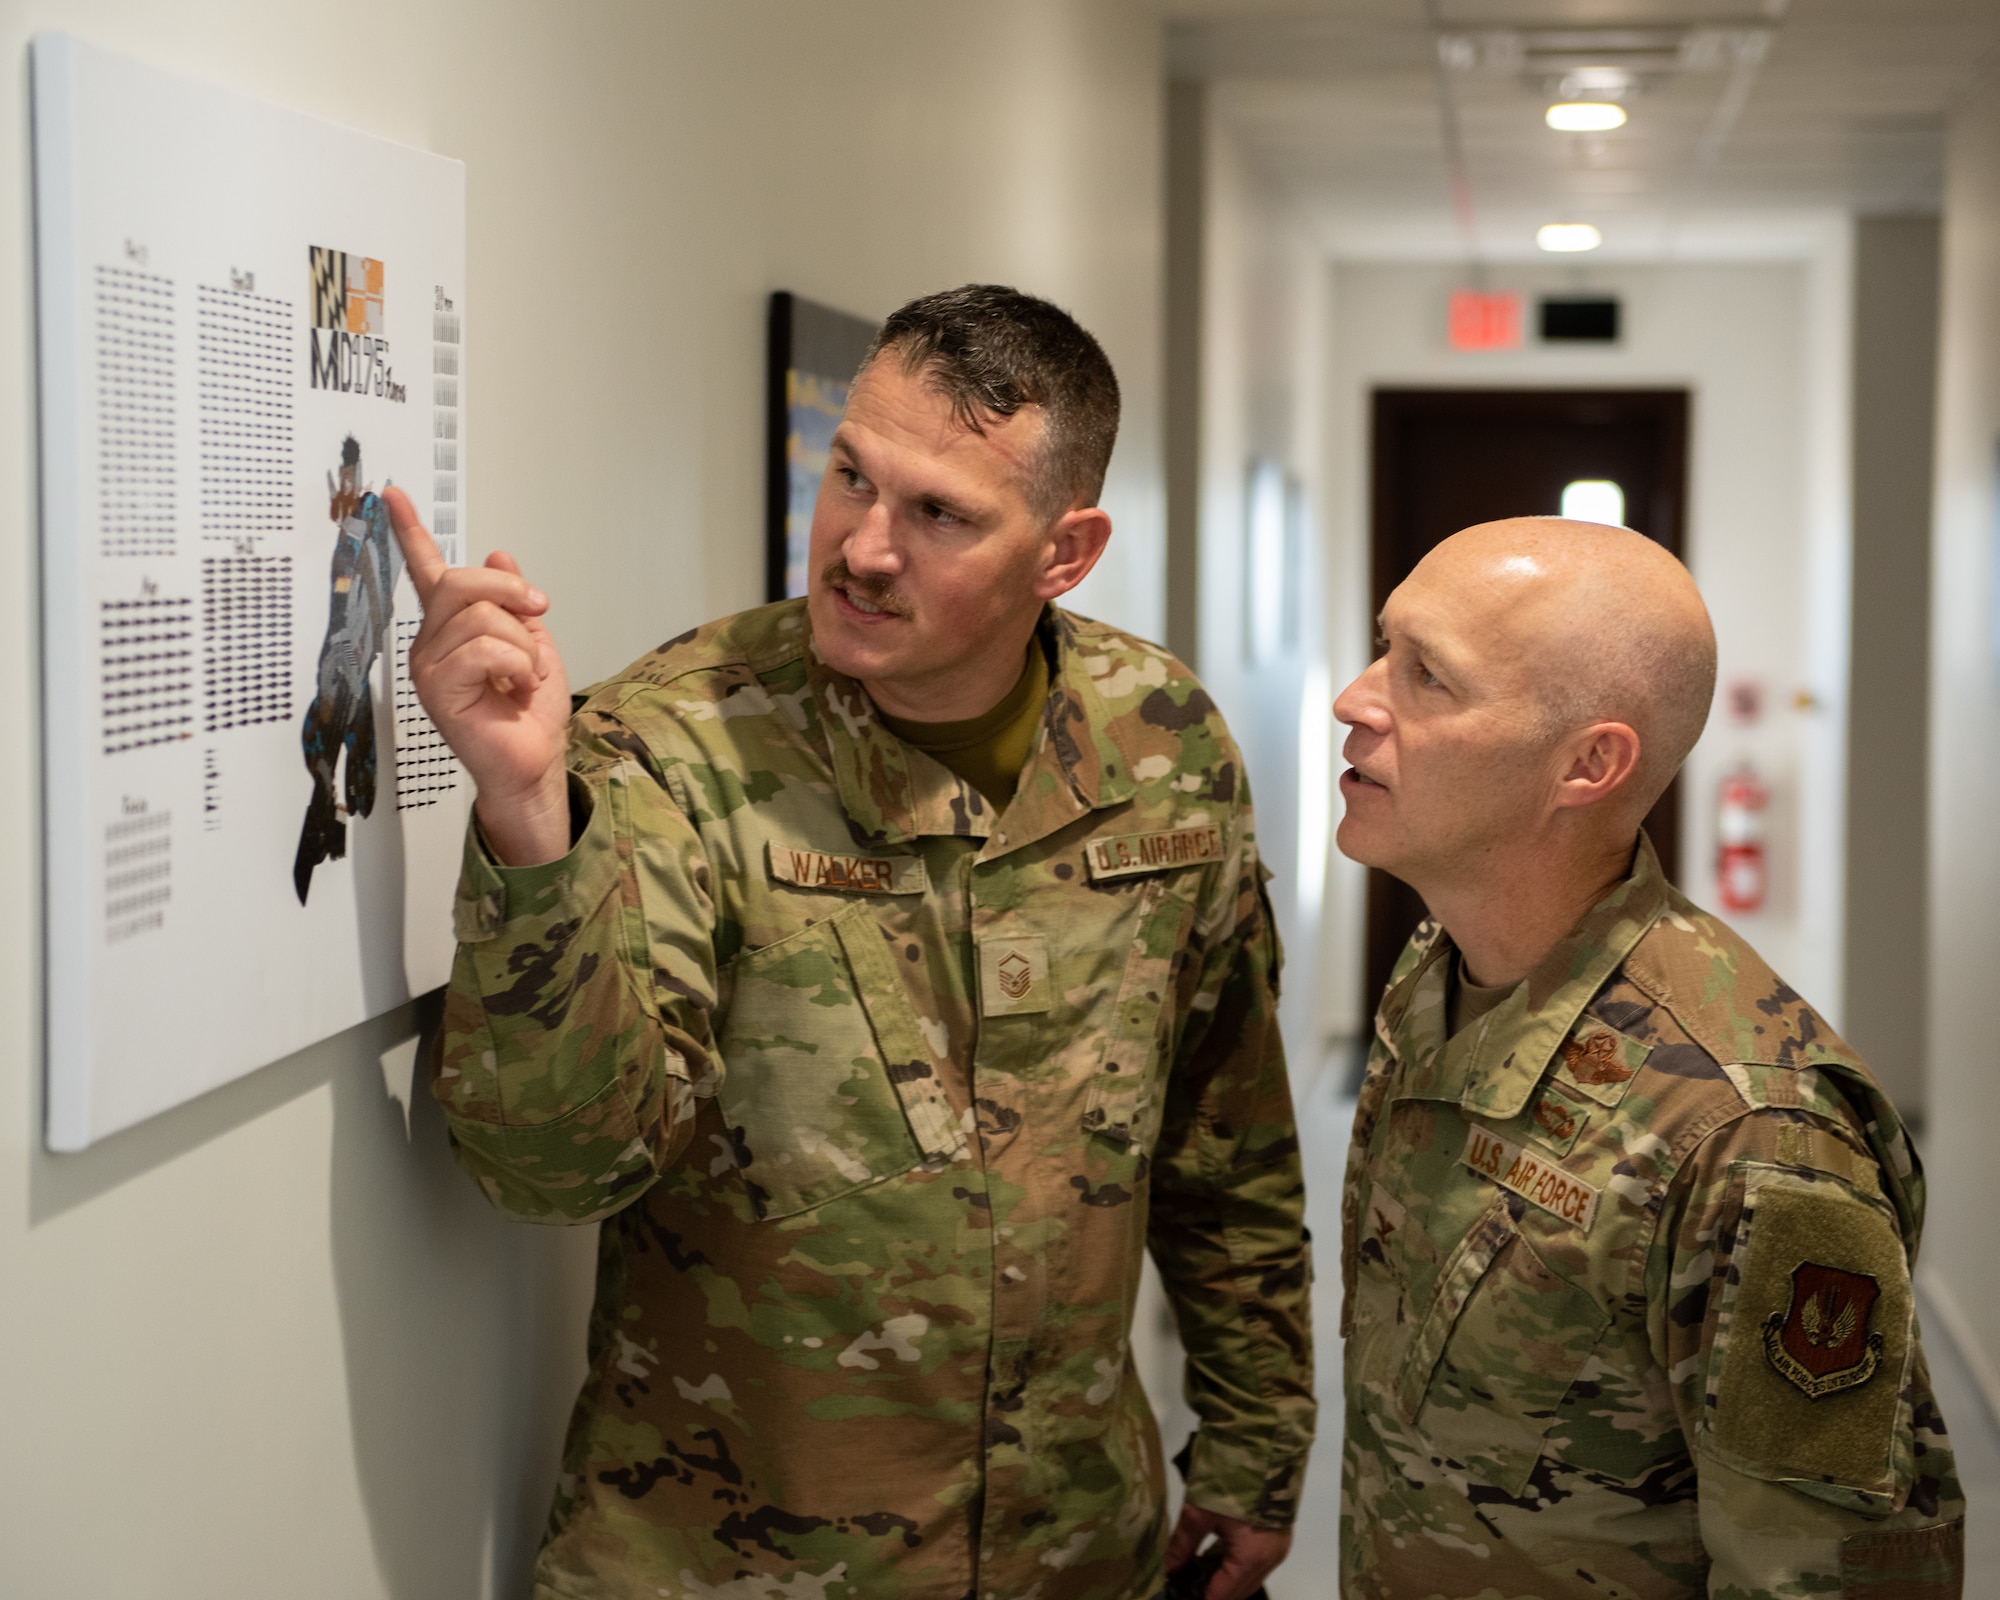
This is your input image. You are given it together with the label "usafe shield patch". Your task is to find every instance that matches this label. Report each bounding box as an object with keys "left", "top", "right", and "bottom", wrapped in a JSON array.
[
  {"left": 1084, "top": 824, "right": 1223, "bottom": 882},
  {"left": 1763, "top": 1262, "right": 1885, "bottom": 1399},
  {"left": 1462, "top": 1123, "right": 1600, "bottom": 1230},
  {"left": 766, "top": 840, "right": 926, "bottom": 895}
]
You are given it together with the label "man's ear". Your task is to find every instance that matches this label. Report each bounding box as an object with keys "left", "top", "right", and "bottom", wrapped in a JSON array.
[
  {"left": 1033, "top": 505, "right": 1113, "bottom": 601},
  {"left": 1552, "top": 721, "right": 1643, "bottom": 810}
]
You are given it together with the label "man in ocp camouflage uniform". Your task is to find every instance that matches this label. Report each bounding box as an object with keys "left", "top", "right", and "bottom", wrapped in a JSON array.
[
  {"left": 1332, "top": 517, "right": 1964, "bottom": 1597},
  {"left": 388, "top": 287, "right": 1314, "bottom": 1600}
]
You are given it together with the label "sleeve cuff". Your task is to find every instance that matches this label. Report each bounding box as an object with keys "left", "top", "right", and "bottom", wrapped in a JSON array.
[
  {"left": 453, "top": 772, "right": 616, "bottom": 942},
  {"left": 1180, "top": 1429, "right": 1312, "bottom": 1529}
]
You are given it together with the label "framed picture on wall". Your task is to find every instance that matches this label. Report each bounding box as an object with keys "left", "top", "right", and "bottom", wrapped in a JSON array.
[{"left": 767, "top": 292, "right": 878, "bottom": 602}]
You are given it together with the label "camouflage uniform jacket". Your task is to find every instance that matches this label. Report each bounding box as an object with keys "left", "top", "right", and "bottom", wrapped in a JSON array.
[
  {"left": 1339, "top": 836, "right": 1965, "bottom": 1598},
  {"left": 435, "top": 600, "right": 1316, "bottom": 1600}
]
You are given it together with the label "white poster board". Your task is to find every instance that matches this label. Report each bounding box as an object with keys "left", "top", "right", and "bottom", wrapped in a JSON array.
[{"left": 34, "top": 35, "right": 470, "bottom": 1150}]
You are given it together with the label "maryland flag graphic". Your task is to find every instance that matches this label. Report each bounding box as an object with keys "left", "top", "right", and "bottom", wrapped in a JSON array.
[
  {"left": 1763, "top": 1261, "right": 1884, "bottom": 1399},
  {"left": 307, "top": 247, "right": 403, "bottom": 401},
  {"left": 309, "top": 247, "right": 384, "bottom": 335}
]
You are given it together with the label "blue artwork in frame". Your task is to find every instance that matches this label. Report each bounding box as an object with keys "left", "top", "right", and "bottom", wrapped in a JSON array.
[{"left": 767, "top": 293, "right": 879, "bottom": 601}]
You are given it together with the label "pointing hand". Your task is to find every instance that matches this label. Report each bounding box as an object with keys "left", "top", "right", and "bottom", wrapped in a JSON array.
[{"left": 386, "top": 487, "right": 574, "bottom": 865}]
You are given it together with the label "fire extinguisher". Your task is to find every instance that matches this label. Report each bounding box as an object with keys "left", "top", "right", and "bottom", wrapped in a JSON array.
[{"left": 1716, "top": 764, "right": 1769, "bottom": 914}]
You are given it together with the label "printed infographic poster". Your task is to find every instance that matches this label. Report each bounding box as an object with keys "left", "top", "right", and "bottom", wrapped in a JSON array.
[{"left": 34, "top": 35, "right": 470, "bottom": 1150}]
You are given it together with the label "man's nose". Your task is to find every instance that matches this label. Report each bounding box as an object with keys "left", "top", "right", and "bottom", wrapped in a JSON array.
[
  {"left": 1333, "top": 657, "right": 1390, "bottom": 732},
  {"left": 843, "top": 503, "right": 902, "bottom": 576}
]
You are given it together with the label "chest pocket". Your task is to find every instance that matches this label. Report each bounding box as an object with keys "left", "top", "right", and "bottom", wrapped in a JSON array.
[
  {"left": 1398, "top": 1202, "right": 1610, "bottom": 1494},
  {"left": 1080, "top": 876, "right": 1200, "bottom": 1151},
  {"left": 715, "top": 899, "right": 963, "bottom": 1221}
]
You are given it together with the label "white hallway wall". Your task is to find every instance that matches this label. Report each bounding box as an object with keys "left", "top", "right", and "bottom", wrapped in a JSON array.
[
  {"left": 1131, "top": 95, "right": 1338, "bottom": 1531},
  {"left": 1193, "top": 105, "right": 1333, "bottom": 1073},
  {"left": 1921, "top": 85, "right": 2000, "bottom": 1421},
  {"left": 0, "top": 2, "right": 1166, "bottom": 1594},
  {"left": 1319, "top": 253, "right": 1855, "bottom": 1027}
]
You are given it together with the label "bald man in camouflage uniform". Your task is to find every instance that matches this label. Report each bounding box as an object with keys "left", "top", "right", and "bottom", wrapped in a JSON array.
[
  {"left": 1333, "top": 517, "right": 1963, "bottom": 1597},
  {"left": 393, "top": 287, "right": 1314, "bottom": 1600}
]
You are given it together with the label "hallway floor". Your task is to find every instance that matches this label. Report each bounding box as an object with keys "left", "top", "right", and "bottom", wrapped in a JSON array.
[{"left": 1266, "top": 1070, "right": 1999, "bottom": 1598}]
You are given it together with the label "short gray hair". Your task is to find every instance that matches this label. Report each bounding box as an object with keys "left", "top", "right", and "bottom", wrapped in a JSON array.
[{"left": 1537, "top": 612, "right": 1717, "bottom": 808}]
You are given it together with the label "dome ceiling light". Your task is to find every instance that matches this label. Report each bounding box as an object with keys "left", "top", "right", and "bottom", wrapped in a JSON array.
[
  {"left": 1537, "top": 222, "right": 1604, "bottom": 253},
  {"left": 1546, "top": 100, "right": 1627, "bottom": 131}
]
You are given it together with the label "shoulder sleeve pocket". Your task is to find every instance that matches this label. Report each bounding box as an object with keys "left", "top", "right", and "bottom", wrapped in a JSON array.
[{"left": 1702, "top": 1165, "right": 1916, "bottom": 1514}]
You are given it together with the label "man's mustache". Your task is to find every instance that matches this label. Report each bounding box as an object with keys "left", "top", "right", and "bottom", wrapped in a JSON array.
[{"left": 820, "top": 561, "right": 911, "bottom": 619}]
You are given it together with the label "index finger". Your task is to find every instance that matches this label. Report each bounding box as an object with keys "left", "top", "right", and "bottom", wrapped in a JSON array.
[{"left": 384, "top": 486, "right": 447, "bottom": 602}]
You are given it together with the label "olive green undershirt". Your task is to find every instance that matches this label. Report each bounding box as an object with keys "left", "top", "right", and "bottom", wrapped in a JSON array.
[
  {"left": 876, "top": 643, "right": 1050, "bottom": 812},
  {"left": 1449, "top": 955, "right": 1518, "bottom": 1038}
]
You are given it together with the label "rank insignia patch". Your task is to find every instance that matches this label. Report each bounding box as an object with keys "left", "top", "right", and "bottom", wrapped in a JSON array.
[
  {"left": 1762, "top": 1262, "right": 1884, "bottom": 1399},
  {"left": 1365, "top": 1183, "right": 1408, "bottom": 1255},
  {"left": 977, "top": 933, "right": 1051, "bottom": 1016}
]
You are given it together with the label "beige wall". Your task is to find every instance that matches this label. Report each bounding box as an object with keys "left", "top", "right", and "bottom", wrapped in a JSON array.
[
  {"left": 0, "top": 3, "right": 1165, "bottom": 1592},
  {"left": 1188, "top": 91, "right": 1333, "bottom": 1070},
  {"left": 1919, "top": 86, "right": 2000, "bottom": 1421},
  {"left": 1155, "top": 100, "right": 1342, "bottom": 1589}
]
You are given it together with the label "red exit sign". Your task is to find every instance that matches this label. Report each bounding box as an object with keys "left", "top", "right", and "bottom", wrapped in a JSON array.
[{"left": 1448, "top": 290, "right": 1523, "bottom": 351}]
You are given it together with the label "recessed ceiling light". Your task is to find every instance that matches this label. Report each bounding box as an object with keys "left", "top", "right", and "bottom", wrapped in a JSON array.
[
  {"left": 1546, "top": 101, "right": 1627, "bottom": 132},
  {"left": 1537, "top": 223, "right": 1603, "bottom": 253}
]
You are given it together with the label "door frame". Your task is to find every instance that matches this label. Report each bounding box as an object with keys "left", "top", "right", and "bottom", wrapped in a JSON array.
[{"left": 1370, "top": 386, "right": 1689, "bottom": 618}]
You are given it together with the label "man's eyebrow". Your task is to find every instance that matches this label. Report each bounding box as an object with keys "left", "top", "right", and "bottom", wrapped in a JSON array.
[
  {"left": 1376, "top": 611, "right": 1426, "bottom": 649},
  {"left": 824, "top": 428, "right": 990, "bottom": 521},
  {"left": 910, "top": 484, "right": 986, "bottom": 525},
  {"left": 1381, "top": 616, "right": 1467, "bottom": 676}
]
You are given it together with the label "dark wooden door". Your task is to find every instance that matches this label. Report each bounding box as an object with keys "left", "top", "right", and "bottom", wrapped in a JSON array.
[{"left": 1364, "top": 387, "right": 1691, "bottom": 1016}]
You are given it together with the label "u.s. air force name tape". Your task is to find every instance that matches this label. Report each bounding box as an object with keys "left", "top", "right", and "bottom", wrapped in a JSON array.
[
  {"left": 1462, "top": 1123, "right": 1601, "bottom": 1230},
  {"left": 1084, "top": 825, "right": 1223, "bottom": 882},
  {"left": 766, "top": 841, "right": 926, "bottom": 895}
]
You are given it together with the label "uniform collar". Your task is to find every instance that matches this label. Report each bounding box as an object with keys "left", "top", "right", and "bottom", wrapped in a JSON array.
[
  {"left": 1382, "top": 833, "right": 1670, "bottom": 1120},
  {"left": 804, "top": 606, "right": 1135, "bottom": 848}
]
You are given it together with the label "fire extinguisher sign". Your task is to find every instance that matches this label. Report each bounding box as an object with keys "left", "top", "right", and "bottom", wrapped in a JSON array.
[{"left": 1717, "top": 765, "right": 1770, "bottom": 914}]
